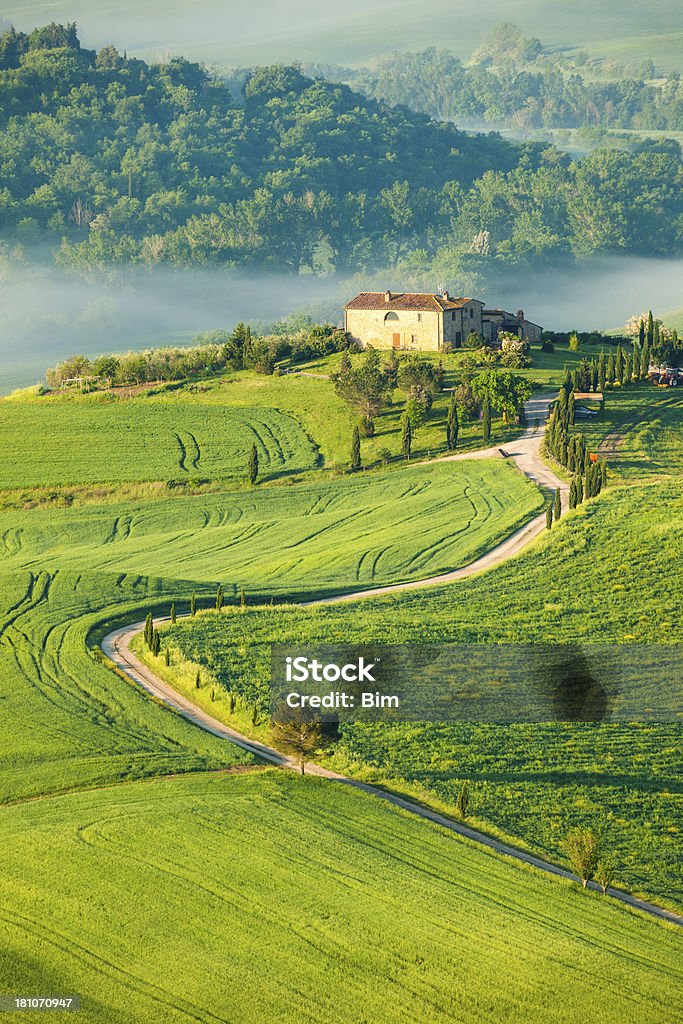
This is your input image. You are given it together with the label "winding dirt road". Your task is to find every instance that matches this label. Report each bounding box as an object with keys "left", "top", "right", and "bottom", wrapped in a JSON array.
[{"left": 100, "top": 390, "right": 682, "bottom": 927}]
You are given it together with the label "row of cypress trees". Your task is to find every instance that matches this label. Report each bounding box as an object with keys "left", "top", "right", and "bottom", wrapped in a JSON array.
[{"left": 545, "top": 382, "right": 608, "bottom": 523}]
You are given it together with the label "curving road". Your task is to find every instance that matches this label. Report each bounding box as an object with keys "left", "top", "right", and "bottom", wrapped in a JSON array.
[{"left": 100, "top": 390, "right": 682, "bottom": 927}]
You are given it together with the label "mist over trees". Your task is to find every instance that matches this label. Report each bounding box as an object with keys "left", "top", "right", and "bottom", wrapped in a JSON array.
[{"left": 0, "top": 22, "right": 681, "bottom": 285}]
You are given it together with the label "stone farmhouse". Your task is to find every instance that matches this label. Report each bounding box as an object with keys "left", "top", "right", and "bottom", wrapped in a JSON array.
[{"left": 343, "top": 291, "right": 542, "bottom": 352}]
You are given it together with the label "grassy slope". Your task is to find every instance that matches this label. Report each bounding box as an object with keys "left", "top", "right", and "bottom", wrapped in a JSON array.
[
  {"left": 0, "top": 773, "right": 680, "bottom": 1024},
  {"left": 0, "top": 460, "right": 542, "bottom": 598},
  {"left": 1, "top": 357, "right": 529, "bottom": 488},
  {"left": 0, "top": 393, "right": 319, "bottom": 487},
  {"left": 0, "top": 569, "right": 252, "bottom": 803},
  {"left": 157, "top": 388, "right": 683, "bottom": 904},
  {"left": 4, "top": 0, "right": 681, "bottom": 69}
]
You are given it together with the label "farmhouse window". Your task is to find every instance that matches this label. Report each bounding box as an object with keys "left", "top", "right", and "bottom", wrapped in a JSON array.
[
  {"left": 469, "top": 307, "right": 474, "bottom": 318},
  {"left": 451, "top": 311, "right": 456, "bottom": 320},
  {"left": 455, "top": 331, "right": 462, "bottom": 344},
  {"left": 417, "top": 313, "right": 422, "bottom": 322}
]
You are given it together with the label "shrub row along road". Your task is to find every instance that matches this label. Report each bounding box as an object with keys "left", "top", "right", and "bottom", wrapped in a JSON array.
[{"left": 102, "top": 391, "right": 683, "bottom": 926}]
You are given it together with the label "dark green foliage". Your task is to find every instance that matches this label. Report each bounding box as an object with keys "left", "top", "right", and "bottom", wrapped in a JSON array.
[
  {"left": 151, "top": 628, "right": 161, "bottom": 656},
  {"left": 545, "top": 503, "right": 553, "bottom": 530},
  {"left": 170, "top": 602, "right": 176, "bottom": 625},
  {"left": 164, "top": 646, "right": 170, "bottom": 666},
  {"left": 401, "top": 413, "right": 412, "bottom": 460},
  {"left": 554, "top": 489, "right": 562, "bottom": 522},
  {"left": 350, "top": 425, "right": 361, "bottom": 471},
  {"left": 481, "top": 394, "right": 491, "bottom": 442},
  {"left": 565, "top": 828, "right": 601, "bottom": 889},
  {"left": 639, "top": 319, "right": 645, "bottom": 346},
  {"left": 456, "top": 781, "right": 470, "bottom": 818},
  {"left": 144, "top": 611, "right": 153, "bottom": 648},
  {"left": 647, "top": 310, "right": 654, "bottom": 346},
  {"left": 248, "top": 444, "right": 259, "bottom": 485},
  {"left": 195, "top": 669, "right": 201, "bottom": 689},
  {"left": 360, "top": 415, "right": 375, "bottom": 438},
  {"left": 0, "top": 25, "right": 681, "bottom": 276},
  {"left": 333, "top": 349, "right": 392, "bottom": 421},
  {"left": 640, "top": 341, "right": 650, "bottom": 378},
  {"left": 216, "top": 584, "right": 224, "bottom": 612},
  {"left": 446, "top": 395, "right": 459, "bottom": 451},
  {"left": 606, "top": 352, "right": 616, "bottom": 385},
  {"left": 190, "top": 592, "right": 197, "bottom": 617}
]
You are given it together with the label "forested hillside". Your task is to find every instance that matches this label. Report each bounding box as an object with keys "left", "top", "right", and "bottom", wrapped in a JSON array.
[{"left": 0, "top": 23, "right": 682, "bottom": 278}]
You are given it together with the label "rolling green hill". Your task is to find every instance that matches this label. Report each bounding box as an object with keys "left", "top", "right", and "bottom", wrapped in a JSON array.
[
  {"left": 154, "top": 386, "right": 683, "bottom": 904},
  {"left": 3, "top": 1, "right": 681, "bottom": 69},
  {"left": 0, "top": 460, "right": 542, "bottom": 597},
  {"left": 0, "top": 397, "right": 319, "bottom": 488},
  {"left": 0, "top": 772, "right": 680, "bottom": 1024}
]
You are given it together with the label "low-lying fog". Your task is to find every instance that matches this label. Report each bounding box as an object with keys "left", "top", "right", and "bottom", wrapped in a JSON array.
[{"left": 0, "top": 257, "right": 681, "bottom": 394}]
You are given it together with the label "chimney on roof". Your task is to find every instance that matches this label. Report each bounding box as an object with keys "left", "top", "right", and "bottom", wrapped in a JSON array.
[
  {"left": 442, "top": 290, "right": 449, "bottom": 301},
  {"left": 516, "top": 309, "right": 524, "bottom": 320},
  {"left": 385, "top": 290, "right": 392, "bottom": 302}
]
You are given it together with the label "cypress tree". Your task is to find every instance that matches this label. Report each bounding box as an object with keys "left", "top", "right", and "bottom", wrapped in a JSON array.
[
  {"left": 576, "top": 475, "right": 584, "bottom": 504},
  {"left": 600, "top": 459, "right": 608, "bottom": 489},
  {"left": 570, "top": 369, "right": 579, "bottom": 393},
  {"left": 639, "top": 318, "right": 645, "bottom": 346},
  {"left": 591, "top": 358, "right": 598, "bottom": 393},
  {"left": 569, "top": 478, "right": 577, "bottom": 510},
  {"left": 190, "top": 592, "right": 197, "bottom": 617},
  {"left": 647, "top": 310, "right": 654, "bottom": 345},
  {"left": 546, "top": 503, "right": 553, "bottom": 530},
  {"left": 248, "top": 443, "right": 259, "bottom": 485},
  {"left": 624, "top": 352, "right": 633, "bottom": 386},
  {"left": 632, "top": 340, "right": 641, "bottom": 379},
  {"left": 401, "top": 413, "right": 412, "bottom": 459},
  {"left": 144, "top": 612, "right": 153, "bottom": 648},
  {"left": 195, "top": 669, "right": 201, "bottom": 689},
  {"left": 641, "top": 340, "right": 650, "bottom": 378},
  {"left": 151, "top": 628, "right": 161, "bottom": 656},
  {"left": 598, "top": 351, "right": 606, "bottom": 392},
  {"left": 164, "top": 646, "right": 170, "bottom": 666},
  {"left": 215, "top": 583, "right": 224, "bottom": 611},
  {"left": 567, "top": 436, "right": 576, "bottom": 473},
  {"left": 653, "top": 321, "right": 660, "bottom": 351},
  {"left": 562, "top": 368, "right": 572, "bottom": 395},
  {"left": 607, "top": 351, "right": 615, "bottom": 385},
  {"left": 568, "top": 391, "right": 575, "bottom": 426},
  {"left": 615, "top": 345, "right": 624, "bottom": 385},
  {"left": 482, "top": 394, "right": 491, "bottom": 442},
  {"left": 554, "top": 488, "right": 562, "bottom": 521},
  {"left": 170, "top": 602, "right": 176, "bottom": 625},
  {"left": 575, "top": 433, "right": 585, "bottom": 467},
  {"left": 446, "top": 395, "right": 459, "bottom": 451},
  {"left": 456, "top": 781, "right": 470, "bottom": 818},
  {"left": 350, "top": 424, "right": 361, "bottom": 470},
  {"left": 240, "top": 587, "right": 246, "bottom": 609}
]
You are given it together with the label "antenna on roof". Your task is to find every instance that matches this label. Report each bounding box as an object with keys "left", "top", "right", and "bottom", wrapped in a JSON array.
[{"left": 437, "top": 283, "right": 444, "bottom": 295}]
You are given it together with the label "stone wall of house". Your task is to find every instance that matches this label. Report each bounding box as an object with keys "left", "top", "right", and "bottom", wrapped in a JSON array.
[
  {"left": 345, "top": 308, "right": 441, "bottom": 351},
  {"left": 442, "top": 302, "right": 483, "bottom": 348}
]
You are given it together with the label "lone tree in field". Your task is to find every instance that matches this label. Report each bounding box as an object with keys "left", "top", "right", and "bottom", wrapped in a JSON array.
[
  {"left": 595, "top": 856, "right": 616, "bottom": 895},
  {"left": 350, "top": 424, "right": 361, "bottom": 470},
  {"left": 332, "top": 347, "right": 392, "bottom": 433},
  {"left": 190, "top": 592, "right": 197, "bottom": 617},
  {"left": 554, "top": 488, "right": 562, "bottom": 522},
  {"left": 144, "top": 611, "right": 153, "bottom": 648},
  {"left": 446, "top": 394, "right": 459, "bottom": 451},
  {"left": 401, "top": 412, "right": 412, "bottom": 460},
  {"left": 170, "top": 602, "right": 176, "bottom": 624},
  {"left": 164, "top": 646, "right": 170, "bottom": 666},
  {"left": 195, "top": 668, "right": 201, "bottom": 689},
  {"left": 545, "top": 503, "right": 553, "bottom": 530},
  {"left": 481, "top": 393, "right": 491, "bottom": 442},
  {"left": 151, "top": 628, "right": 161, "bottom": 656},
  {"left": 248, "top": 443, "right": 259, "bottom": 485},
  {"left": 272, "top": 706, "right": 323, "bottom": 775},
  {"left": 215, "top": 583, "right": 224, "bottom": 611},
  {"left": 456, "top": 781, "right": 470, "bottom": 818},
  {"left": 565, "top": 827, "right": 601, "bottom": 888}
]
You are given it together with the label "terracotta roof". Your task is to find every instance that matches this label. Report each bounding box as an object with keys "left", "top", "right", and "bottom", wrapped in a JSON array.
[
  {"left": 482, "top": 309, "right": 518, "bottom": 319},
  {"left": 344, "top": 292, "right": 477, "bottom": 312}
]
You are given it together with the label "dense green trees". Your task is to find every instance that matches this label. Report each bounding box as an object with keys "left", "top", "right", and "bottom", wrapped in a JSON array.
[
  {"left": 0, "top": 23, "right": 681, "bottom": 278},
  {"left": 326, "top": 39, "right": 683, "bottom": 133}
]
